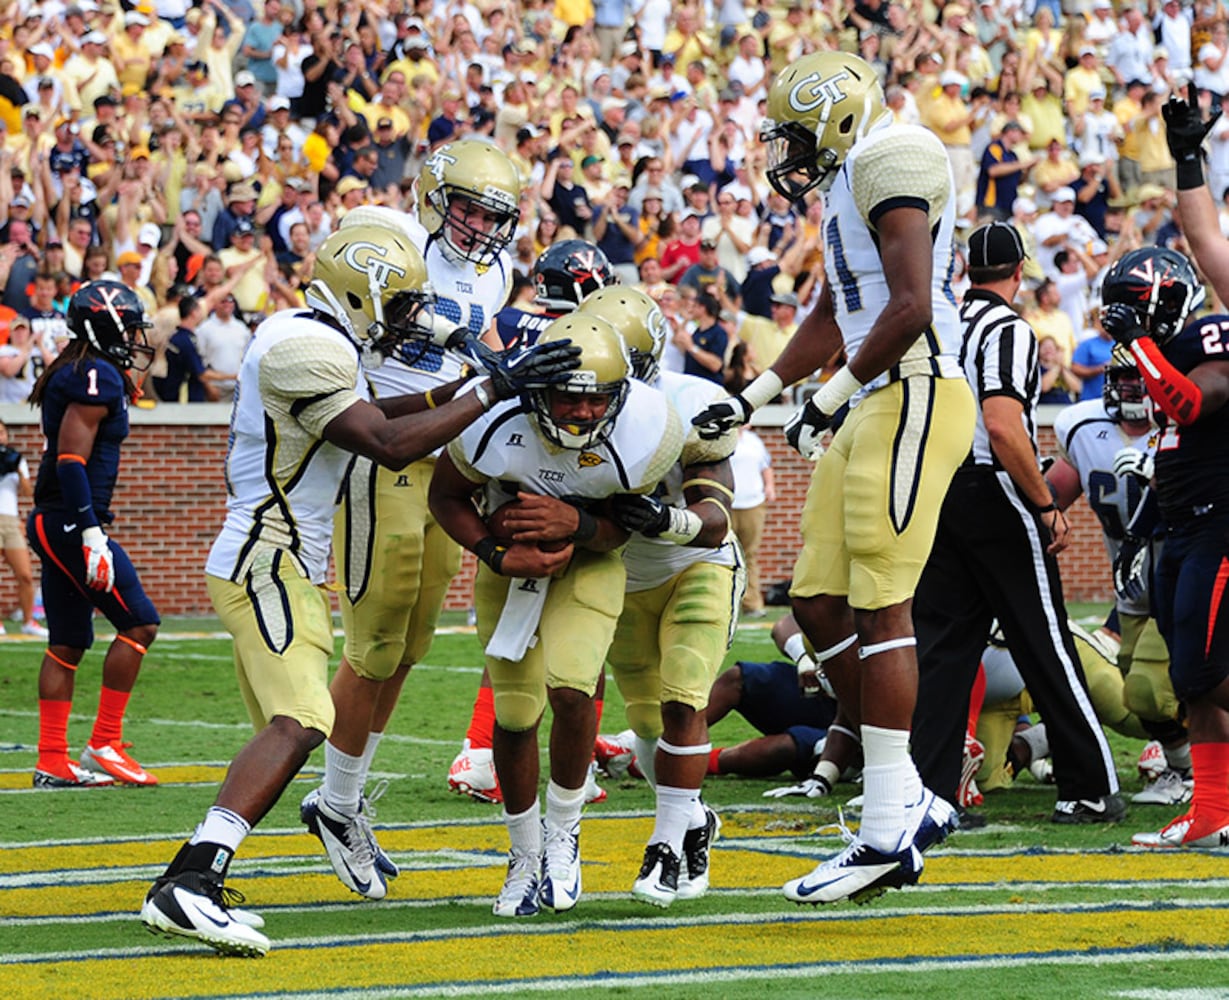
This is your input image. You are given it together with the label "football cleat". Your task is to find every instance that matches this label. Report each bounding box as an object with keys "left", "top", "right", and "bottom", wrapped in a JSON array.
[
  {"left": 447, "top": 746, "right": 503, "bottom": 803},
  {"left": 632, "top": 841, "right": 681, "bottom": 908},
  {"left": 493, "top": 851, "right": 541, "bottom": 917},
  {"left": 33, "top": 759, "right": 114, "bottom": 788},
  {"left": 140, "top": 870, "right": 270, "bottom": 957},
  {"left": 1028, "top": 757, "right": 1055, "bottom": 784},
  {"left": 677, "top": 805, "right": 721, "bottom": 901},
  {"left": 958, "top": 733, "right": 985, "bottom": 807},
  {"left": 1052, "top": 793, "right": 1126, "bottom": 825},
  {"left": 594, "top": 729, "right": 640, "bottom": 779},
  {"left": 783, "top": 837, "right": 923, "bottom": 906},
  {"left": 910, "top": 789, "right": 960, "bottom": 853},
  {"left": 20, "top": 620, "right": 49, "bottom": 638},
  {"left": 301, "top": 785, "right": 399, "bottom": 880},
  {"left": 539, "top": 818, "right": 582, "bottom": 912},
  {"left": 1132, "top": 810, "right": 1229, "bottom": 849},
  {"left": 300, "top": 795, "right": 388, "bottom": 899},
  {"left": 80, "top": 741, "right": 158, "bottom": 786},
  {"left": 1137, "top": 740, "right": 1166, "bottom": 781},
  {"left": 583, "top": 759, "right": 607, "bottom": 804},
  {"left": 1132, "top": 768, "right": 1194, "bottom": 806}
]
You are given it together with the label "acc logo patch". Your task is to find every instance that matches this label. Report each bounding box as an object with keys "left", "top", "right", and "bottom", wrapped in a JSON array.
[
  {"left": 788, "top": 70, "right": 850, "bottom": 114},
  {"left": 578, "top": 452, "right": 604, "bottom": 468}
]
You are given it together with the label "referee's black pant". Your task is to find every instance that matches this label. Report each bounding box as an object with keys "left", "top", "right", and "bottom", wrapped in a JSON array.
[{"left": 912, "top": 465, "right": 1120, "bottom": 805}]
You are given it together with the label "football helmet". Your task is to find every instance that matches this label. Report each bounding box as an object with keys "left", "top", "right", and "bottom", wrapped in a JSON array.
[
  {"left": 306, "top": 225, "right": 434, "bottom": 369},
  {"left": 1103, "top": 345, "right": 1151, "bottom": 423},
  {"left": 532, "top": 239, "right": 617, "bottom": 314},
  {"left": 1100, "top": 247, "right": 1204, "bottom": 345},
  {"left": 575, "top": 286, "right": 667, "bottom": 382},
  {"left": 527, "top": 313, "right": 630, "bottom": 449},
  {"left": 67, "top": 280, "right": 154, "bottom": 371},
  {"left": 762, "top": 51, "right": 889, "bottom": 203},
  {"left": 417, "top": 139, "right": 521, "bottom": 267}
]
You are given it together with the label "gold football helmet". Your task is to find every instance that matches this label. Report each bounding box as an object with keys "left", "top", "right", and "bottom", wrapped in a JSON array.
[
  {"left": 528, "top": 313, "right": 630, "bottom": 449},
  {"left": 305, "top": 225, "right": 434, "bottom": 368},
  {"left": 575, "top": 286, "right": 668, "bottom": 383},
  {"left": 762, "top": 51, "right": 889, "bottom": 203},
  {"left": 416, "top": 139, "right": 521, "bottom": 267}
]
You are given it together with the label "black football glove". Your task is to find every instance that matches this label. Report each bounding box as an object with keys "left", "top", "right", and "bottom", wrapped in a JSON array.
[
  {"left": 1100, "top": 302, "right": 1146, "bottom": 348},
  {"left": 691, "top": 394, "right": 752, "bottom": 440},
  {"left": 0, "top": 445, "right": 20, "bottom": 476},
  {"left": 462, "top": 335, "right": 582, "bottom": 399},
  {"left": 1163, "top": 88, "right": 1221, "bottom": 164},
  {"left": 1113, "top": 534, "right": 1149, "bottom": 604},
  {"left": 784, "top": 398, "right": 833, "bottom": 460},
  {"left": 609, "top": 493, "right": 673, "bottom": 536}
]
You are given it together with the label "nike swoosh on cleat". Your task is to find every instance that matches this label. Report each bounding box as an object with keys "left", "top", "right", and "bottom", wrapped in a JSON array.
[
  {"left": 63, "top": 523, "right": 77, "bottom": 532},
  {"left": 177, "top": 890, "right": 232, "bottom": 929}
]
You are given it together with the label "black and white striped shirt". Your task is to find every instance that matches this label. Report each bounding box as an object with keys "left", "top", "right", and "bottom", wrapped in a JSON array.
[{"left": 958, "top": 288, "right": 1041, "bottom": 470}]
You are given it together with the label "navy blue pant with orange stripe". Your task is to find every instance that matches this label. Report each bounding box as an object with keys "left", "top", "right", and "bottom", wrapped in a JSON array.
[
  {"left": 1154, "top": 516, "right": 1229, "bottom": 702},
  {"left": 27, "top": 509, "right": 160, "bottom": 650}
]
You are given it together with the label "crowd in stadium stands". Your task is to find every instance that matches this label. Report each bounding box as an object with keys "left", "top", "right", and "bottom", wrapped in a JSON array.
[{"left": 0, "top": 0, "right": 1224, "bottom": 406}]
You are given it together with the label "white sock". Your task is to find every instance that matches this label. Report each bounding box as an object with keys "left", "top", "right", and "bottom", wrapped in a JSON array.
[
  {"left": 688, "top": 798, "right": 709, "bottom": 830},
  {"left": 651, "top": 785, "right": 699, "bottom": 855},
  {"left": 504, "top": 797, "right": 542, "bottom": 857},
  {"left": 545, "top": 779, "right": 585, "bottom": 832},
  {"left": 860, "top": 724, "right": 911, "bottom": 852},
  {"left": 323, "top": 741, "right": 365, "bottom": 816},
  {"left": 1165, "top": 741, "right": 1192, "bottom": 774},
  {"left": 633, "top": 734, "right": 659, "bottom": 788},
  {"left": 190, "top": 807, "right": 250, "bottom": 853},
  {"left": 359, "top": 731, "right": 384, "bottom": 784}
]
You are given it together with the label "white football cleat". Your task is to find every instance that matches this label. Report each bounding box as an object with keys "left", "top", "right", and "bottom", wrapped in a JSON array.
[
  {"left": 539, "top": 818, "right": 582, "bottom": 912},
  {"left": 1132, "top": 769, "right": 1194, "bottom": 806},
  {"left": 301, "top": 795, "right": 388, "bottom": 899},
  {"left": 677, "top": 805, "right": 720, "bottom": 901},
  {"left": 448, "top": 746, "right": 502, "bottom": 803},
  {"left": 632, "top": 842, "right": 680, "bottom": 908},
  {"left": 140, "top": 871, "right": 270, "bottom": 957},
  {"left": 594, "top": 730, "right": 638, "bottom": 779},
  {"left": 783, "top": 837, "right": 923, "bottom": 905},
  {"left": 1137, "top": 740, "right": 1166, "bottom": 781},
  {"left": 958, "top": 733, "right": 985, "bottom": 807},
  {"left": 1132, "top": 811, "right": 1229, "bottom": 849},
  {"left": 493, "top": 851, "right": 541, "bottom": 917}
]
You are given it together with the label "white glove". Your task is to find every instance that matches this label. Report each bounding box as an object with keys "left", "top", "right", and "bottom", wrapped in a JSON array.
[
  {"left": 783, "top": 398, "right": 832, "bottom": 461},
  {"left": 762, "top": 776, "right": 833, "bottom": 799},
  {"left": 1112, "top": 447, "right": 1155, "bottom": 484},
  {"left": 81, "top": 526, "right": 114, "bottom": 592}
]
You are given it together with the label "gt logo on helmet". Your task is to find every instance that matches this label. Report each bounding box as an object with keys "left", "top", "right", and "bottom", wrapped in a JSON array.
[
  {"left": 426, "top": 151, "right": 458, "bottom": 183},
  {"left": 343, "top": 241, "right": 407, "bottom": 289},
  {"left": 788, "top": 71, "right": 850, "bottom": 115}
]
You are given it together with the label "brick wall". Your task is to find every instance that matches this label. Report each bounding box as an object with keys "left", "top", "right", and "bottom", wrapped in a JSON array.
[{"left": 0, "top": 404, "right": 1112, "bottom": 618}]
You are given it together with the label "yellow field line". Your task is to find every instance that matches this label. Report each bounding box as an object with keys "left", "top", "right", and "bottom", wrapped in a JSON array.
[{"left": 7, "top": 906, "right": 1229, "bottom": 999}]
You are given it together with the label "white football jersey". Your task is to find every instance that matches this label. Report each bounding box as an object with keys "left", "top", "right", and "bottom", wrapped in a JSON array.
[
  {"left": 207, "top": 310, "right": 368, "bottom": 585},
  {"left": 1053, "top": 398, "right": 1157, "bottom": 616},
  {"left": 622, "top": 370, "right": 740, "bottom": 592},
  {"left": 823, "top": 122, "right": 964, "bottom": 404},
  {"left": 447, "top": 379, "right": 683, "bottom": 513},
  {"left": 367, "top": 214, "right": 514, "bottom": 399}
]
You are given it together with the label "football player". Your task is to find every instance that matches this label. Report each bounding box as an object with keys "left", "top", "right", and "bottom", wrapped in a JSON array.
[
  {"left": 26, "top": 281, "right": 161, "bottom": 788},
  {"left": 1097, "top": 240, "right": 1229, "bottom": 849},
  {"left": 494, "top": 240, "right": 617, "bottom": 349},
  {"left": 449, "top": 237, "right": 617, "bottom": 805},
  {"left": 692, "top": 51, "right": 976, "bottom": 904},
  {"left": 299, "top": 141, "right": 524, "bottom": 898},
  {"left": 429, "top": 314, "right": 683, "bottom": 917},
  {"left": 1046, "top": 338, "right": 1191, "bottom": 806},
  {"left": 140, "top": 226, "right": 579, "bottom": 955},
  {"left": 572, "top": 287, "right": 739, "bottom": 907}
]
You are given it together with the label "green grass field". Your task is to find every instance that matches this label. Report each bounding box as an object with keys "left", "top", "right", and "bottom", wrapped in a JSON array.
[{"left": 4, "top": 609, "right": 1229, "bottom": 999}]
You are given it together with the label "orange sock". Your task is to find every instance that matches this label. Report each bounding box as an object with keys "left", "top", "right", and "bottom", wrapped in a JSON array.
[
  {"left": 594, "top": 698, "right": 604, "bottom": 731},
  {"left": 707, "top": 747, "right": 723, "bottom": 775},
  {"left": 465, "top": 685, "right": 496, "bottom": 750},
  {"left": 968, "top": 661, "right": 986, "bottom": 737},
  {"left": 37, "top": 699, "right": 73, "bottom": 772},
  {"left": 1190, "top": 742, "right": 1229, "bottom": 826},
  {"left": 92, "top": 687, "right": 130, "bottom": 746}
]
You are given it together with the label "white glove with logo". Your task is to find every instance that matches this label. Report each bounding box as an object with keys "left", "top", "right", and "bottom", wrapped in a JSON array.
[
  {"left": 1112, "top": 447, "right": 1155, "bottom": 484},
  {"left": 81, "top": 526, "right": 114, "bottom": 592}
]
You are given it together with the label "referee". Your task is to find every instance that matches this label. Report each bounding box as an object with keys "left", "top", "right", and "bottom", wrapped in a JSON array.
[{"left": 910, "top": 222, "right": 1124, "bottom": 823}]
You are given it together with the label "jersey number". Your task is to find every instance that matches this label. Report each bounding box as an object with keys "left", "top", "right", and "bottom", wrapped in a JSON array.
[
  {"left": 86, "top": 368, "right": 99, "bottom": 396},
  {"left": 1087, "top": 468, "right": 1143, "bottom": 539},
  {"left": 1199, "top": 319, "right": 1229, "bottom": 355}
]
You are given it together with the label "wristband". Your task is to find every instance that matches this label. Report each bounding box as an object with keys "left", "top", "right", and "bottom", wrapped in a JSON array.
[
  {"left": 659, "top": 506, "right": 704, "bottom": 545},
  {"left": 570, "top": 506, "right": 597, "bottom": 544},
  {"left": 813, "top": 365, "right": 864, "bottom": 416},
  {"left": 1035, "top": 502, "right": 1058, "bottom": 514},
  {"left": 740, "top": 369, "right": 786, "bottom": 410},
  {"left": 1176, "top": 158, "right": 1206, "bottom": 191},
  {"left": 472, "top": 536, "right": 507, "bottom": 574},
  {"left": 472, "top": 381, "right": 494, "bottom": 412}
]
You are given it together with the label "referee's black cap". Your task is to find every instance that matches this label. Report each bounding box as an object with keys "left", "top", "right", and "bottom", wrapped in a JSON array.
[{"left": 968, "top": 222, "right": 1027, "bottom": 269}]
